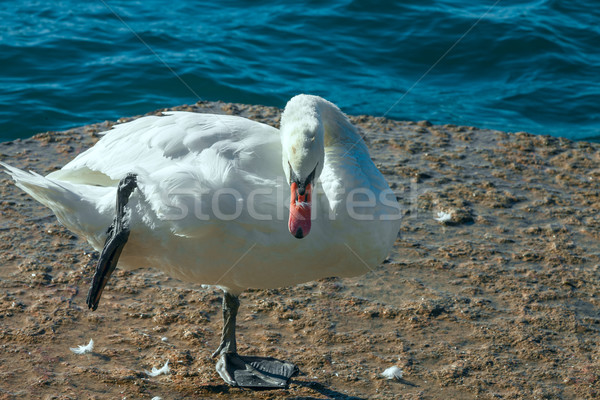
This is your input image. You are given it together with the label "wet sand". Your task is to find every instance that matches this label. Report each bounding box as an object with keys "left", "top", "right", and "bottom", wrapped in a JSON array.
[{"left": 0, "top": 101, "right": 599, "bottom": 399}]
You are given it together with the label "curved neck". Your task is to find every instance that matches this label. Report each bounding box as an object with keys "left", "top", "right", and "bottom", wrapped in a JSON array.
[
  {"left": 317, "top": 99, "right": 365, "bottom": 151},
  {"left": 282, "top": 95, "right": 366, "bottom": 152}
]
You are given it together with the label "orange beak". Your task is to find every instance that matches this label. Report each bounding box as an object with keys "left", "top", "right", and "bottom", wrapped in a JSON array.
[{"left": 288, "top": 181, "right": 312, "bottom": 239}]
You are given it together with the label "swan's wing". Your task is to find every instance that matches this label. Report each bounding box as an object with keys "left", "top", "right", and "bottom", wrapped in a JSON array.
[
  {"left": 48, "top": 112, "right": 281, "bottom": 185},
  {"left": 46, "top": 112, "right": 285, "bottom": 239}
]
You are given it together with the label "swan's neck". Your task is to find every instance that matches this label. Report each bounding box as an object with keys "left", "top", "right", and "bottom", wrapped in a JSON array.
[
  {"left": 316, "top": 100, "right": 365, "bottom": 151},
  {"left": 282, "top": 94, "right": 366, "bottom": 152}
]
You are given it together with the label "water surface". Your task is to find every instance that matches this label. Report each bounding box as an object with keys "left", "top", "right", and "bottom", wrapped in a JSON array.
[{"left": 1, "top": 0, "right": 599, "bottom": 141}]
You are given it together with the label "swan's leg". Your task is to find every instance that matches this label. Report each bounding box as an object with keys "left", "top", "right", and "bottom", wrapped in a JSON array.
[
  {"left": 86, "top": 173, "right": 137, "bottom": 311},
  {"left": 212, "top": 291, "right": 239, "bottom": 358},
  {"left": 213, "top": 291, "right": 298, "bottom": 388}
]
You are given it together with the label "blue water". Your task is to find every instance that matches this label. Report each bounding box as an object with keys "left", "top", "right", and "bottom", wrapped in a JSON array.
[{"left": 1, "top": 0, "right": 599, "bottom": 142}]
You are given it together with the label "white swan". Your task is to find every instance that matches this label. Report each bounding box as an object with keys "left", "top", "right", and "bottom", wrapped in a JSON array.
[{"left": 2, "top": 94, "right": 401, "bottom": 388}]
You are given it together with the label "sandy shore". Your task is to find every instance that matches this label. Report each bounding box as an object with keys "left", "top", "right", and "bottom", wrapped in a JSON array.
[{"left": 0, "top": 101, "right": 599, "bottom": 399}]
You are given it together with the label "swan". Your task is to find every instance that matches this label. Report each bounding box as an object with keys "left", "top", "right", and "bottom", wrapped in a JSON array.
[{"left": 1, "top": 94, "right": 401, "bottom": 388}]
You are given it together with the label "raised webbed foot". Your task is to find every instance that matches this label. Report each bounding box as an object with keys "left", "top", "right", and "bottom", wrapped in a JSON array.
[{"left": 87, "top": 173, "right": 137, "bottom": 310}]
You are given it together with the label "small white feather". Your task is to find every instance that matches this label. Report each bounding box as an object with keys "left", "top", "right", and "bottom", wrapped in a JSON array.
[
  {"left": 381, "top": 365, "right": 403, "bottom": 380},
  {"left": 151, "top": 397, "right": 162, "bottom": 400},
  {"left": 70, "top": 339, "right": 94, "bottom": 354},
  {"left": 146, "top": 360, "right": 170, "bottom": 377},
  {"left": 434, "top": 211, "right": 452, "bottom": 223}
]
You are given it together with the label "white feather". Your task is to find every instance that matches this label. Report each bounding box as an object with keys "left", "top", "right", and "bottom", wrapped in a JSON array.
[
  {"left": 146, "top": 360, "right": 170, "bottom": 377},
  {"left": 381, "top": 365, "right": 403, "bottom": 380},
  {"left": 70, "top": 339, "right": 94, "bottom": 354},
  {"left": 434, "top": 211, "right": 452, "bottom": 223}
]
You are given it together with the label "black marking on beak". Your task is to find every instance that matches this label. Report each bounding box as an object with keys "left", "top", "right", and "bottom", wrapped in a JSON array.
[
  {"left": 289, "top": 162, "right": 318, "bottom": 197},
  {"left": 294, "top": 228, "right": 304, "bottom": 239}
]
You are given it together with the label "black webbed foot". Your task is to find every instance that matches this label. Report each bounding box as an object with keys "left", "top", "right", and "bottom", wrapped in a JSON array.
[
  {"left": 86, "top": 173, "right": 138, "bottom": 310},
  {"left": 213, "top": 291, "right": 298, "bottom": 388},
  {"left": 216, "top": 352, "right": 298, "bottom": 389}
]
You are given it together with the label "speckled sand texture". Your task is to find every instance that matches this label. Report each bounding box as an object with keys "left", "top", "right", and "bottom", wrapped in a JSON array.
[{"left": 0, "top": 101, "right": 599, "bottom": 399}]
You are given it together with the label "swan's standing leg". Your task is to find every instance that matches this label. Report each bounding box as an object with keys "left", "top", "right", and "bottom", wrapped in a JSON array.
[
  {"left": 211, "top": 291, "right": 239, "bottom": 358},
  {"left": 87, "top": 173, "right": 138, "bottom": 311},
  {"left": 213, "top": 291, "right": 298, "bottom": 388}
]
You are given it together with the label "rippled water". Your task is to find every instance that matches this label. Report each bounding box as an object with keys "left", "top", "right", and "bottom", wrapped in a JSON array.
[{"left": 1, "top": 0, "right": 599, "bottom": 141}]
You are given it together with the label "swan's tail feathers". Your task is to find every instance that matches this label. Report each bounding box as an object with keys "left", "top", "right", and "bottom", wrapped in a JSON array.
[
  {"left": 1, "top": 162, "right": 110, "bottom": 245},
  {"left": 1, "top": 162, "right": 83, "bottom": 212}
]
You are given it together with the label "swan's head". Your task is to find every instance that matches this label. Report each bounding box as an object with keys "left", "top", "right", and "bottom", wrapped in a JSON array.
[{"left": 280, "top": 96, "right": 325, "bottom": 239}]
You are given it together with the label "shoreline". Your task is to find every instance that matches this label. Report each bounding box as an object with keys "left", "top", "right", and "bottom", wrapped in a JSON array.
[{"left": 1, "top": 101, "right": 599, "bottom": 399}]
